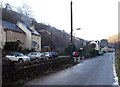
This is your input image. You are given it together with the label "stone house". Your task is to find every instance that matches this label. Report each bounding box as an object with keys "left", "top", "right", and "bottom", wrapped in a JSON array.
[
  {"left": 0, "top": 19, "right": 26, "bottom": 49},
  {"left": 16, "top": 22, "right": 41, "bottom": 51}
]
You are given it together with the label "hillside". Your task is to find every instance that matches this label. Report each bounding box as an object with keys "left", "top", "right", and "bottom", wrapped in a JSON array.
[
  {"left": 107, "top": 33, "right": 120, "bottom": 43},
  {"left": 1, "top": 6, "right": 85, "bottom": 51}
]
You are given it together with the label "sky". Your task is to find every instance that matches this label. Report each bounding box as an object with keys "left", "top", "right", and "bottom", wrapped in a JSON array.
[{"left": 2, "top": 0, "right": 119, "bottom": 40}]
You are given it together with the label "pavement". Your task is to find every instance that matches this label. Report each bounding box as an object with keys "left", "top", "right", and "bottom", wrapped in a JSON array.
[{"left": 23, "top": 52, "right": 119, "bottom": 86}]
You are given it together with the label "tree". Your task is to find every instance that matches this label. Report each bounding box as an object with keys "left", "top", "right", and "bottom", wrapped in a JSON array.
[
  {"left": 17, "top": 3, "right": 33, "bottom": 17},
  {"left": 65, "top": 44, "right": 76, "bottom": 53},
  {"left": 0, "top": 0, "right": 3, "bottom": 8},
  {"left": 100, "top": 39, "right": 109, "bottom": 48},
  {"left": 2, "top": 8, "right": 21, "bottom": 24},
  {"left": 82, "top": 44, "right": 98, "bottom": 58}
]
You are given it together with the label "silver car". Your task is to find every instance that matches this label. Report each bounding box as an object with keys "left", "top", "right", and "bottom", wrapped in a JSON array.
[
  {"left": 26, "top": 52, "right": 44, "bottom": 60},
  {"left": 42, "top": 52, "right": 52, "bottom": 59},
  {"left": 5, "top": 52, "right": 30, "bottom": 63}
]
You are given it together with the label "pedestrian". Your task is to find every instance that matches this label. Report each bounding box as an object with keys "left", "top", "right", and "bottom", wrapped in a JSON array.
[{"left": 72, "top": 51, "right": 80, "bottom": 62}]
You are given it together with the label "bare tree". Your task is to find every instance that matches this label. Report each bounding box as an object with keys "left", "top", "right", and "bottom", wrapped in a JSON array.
[
  {"left": 0, "top": 0, "right": 3, "bottom": 8},
  {"left": 17, "top": 3, "right": 33, "bottom": 17}
]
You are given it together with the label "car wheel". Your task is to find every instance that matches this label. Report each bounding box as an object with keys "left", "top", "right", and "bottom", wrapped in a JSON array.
[
  {"left": 18, "top": 59, "right": 23, "bottom": 63},
  {"left": 46, "top": 57, "right": 49, "bottom": 59},
  {"left": 35, "top": 58, "right": 39, "bottom": 60}
]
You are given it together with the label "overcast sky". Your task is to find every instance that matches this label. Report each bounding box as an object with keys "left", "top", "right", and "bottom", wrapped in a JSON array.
[{"left": 3, "top": 0, "right": 119, "bottom": 40}]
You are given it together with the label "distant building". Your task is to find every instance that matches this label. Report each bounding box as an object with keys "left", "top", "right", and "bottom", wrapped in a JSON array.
[
  {"left": 100, "top": 39, "right": 109, "bottom": 52},
  {"left": 17, "top": 22, "right": 41, "bottom": 51},
  {"left": 101, "top": 46, "right": 109, "bottom": 52}
]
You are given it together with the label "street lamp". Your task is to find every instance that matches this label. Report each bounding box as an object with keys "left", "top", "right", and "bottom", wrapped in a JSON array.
[
  {"left": 74, "top": 28, "right": 81, "bottom": 45},
  {"left": 76, "top": 28, "right": 81, "bottom": 30}
]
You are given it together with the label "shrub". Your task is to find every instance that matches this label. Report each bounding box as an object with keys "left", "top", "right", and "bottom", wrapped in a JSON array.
[
  {"left": 82, "top": 44, "right": 98, "bottom": 58},
  {"left": 64, "top": 44, "right": 76, "bottom": 54},
  {"left": 4, "top": 42, "right": 19, "bottom": 51}
]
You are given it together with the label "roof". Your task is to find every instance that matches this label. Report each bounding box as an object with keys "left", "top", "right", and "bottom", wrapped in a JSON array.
[
  {"left": 28, "top": 27, "right": 41, "bottom": 36},
  {"left": 81, "top": 41, "right": 92, "bottom": 44},
  {"left": 0, "top": 19, "right": 25, "bottom": 33},
  {"left": 21, "top": 23, "right": 41, "bottom": 36}
]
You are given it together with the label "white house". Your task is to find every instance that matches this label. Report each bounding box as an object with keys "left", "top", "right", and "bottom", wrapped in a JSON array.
[
  {"left": 16, "top": 22, "right": 41, "bottom": 51},
  {"left": 90, "top": 41, "right": 100, "bottom": 51}
]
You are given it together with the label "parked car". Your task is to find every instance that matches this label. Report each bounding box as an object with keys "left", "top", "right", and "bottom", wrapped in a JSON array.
[
  {"left": 42, "top": 52, "right": 52, "bottom": 59},
  {"left": 5, "top": 52, "right": 30, "bottom": 63},
  {"left": 26, "top": 52, "right": 44, "bottom": 60},
  {"left": 42, "top": 52, "right": 58, "bottom": 59},
  {"left": 50, "top": 52, "right": 58, "bottom": 58}
]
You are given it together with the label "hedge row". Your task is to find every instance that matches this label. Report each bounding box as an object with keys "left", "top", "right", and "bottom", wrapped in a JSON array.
[{"left": 2, "top": 57, "right": 73, "bottom": 83}]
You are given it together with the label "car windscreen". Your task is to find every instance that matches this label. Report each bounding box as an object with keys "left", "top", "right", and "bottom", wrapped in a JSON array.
[
  {"left": 38, "top": 53, "right": 43, "bottom": 55},
  {"left": 17, "top": 53, "right": 24, "bottom": 56}
]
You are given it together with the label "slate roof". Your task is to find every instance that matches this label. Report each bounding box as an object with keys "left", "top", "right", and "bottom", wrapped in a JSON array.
[
  {"left": 81, "top": 41, "right": 92, "bottom": 44},
  {"left": 0, "top": 19, "right": 24, "bottom": 33},
  {"left": 21, "top": 23, "right": 41, "bottom": 36}
]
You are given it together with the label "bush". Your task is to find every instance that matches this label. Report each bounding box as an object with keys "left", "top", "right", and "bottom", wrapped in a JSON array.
[
  {"left": 4, "top": 42, "right": 19, "bottom": 51},
  {"left": 64, "top": 44, "right": 76, "bottom": 54},
  {"left": 82, "top": 44, "right": 98, "bottom": 58}
]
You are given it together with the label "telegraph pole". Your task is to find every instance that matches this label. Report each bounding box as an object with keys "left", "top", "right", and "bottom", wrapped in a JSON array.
[
  {"left": 71, "top": 1, "right": 73, "bottom": 45},
  {"left": 70, "top": 1, "right": 73, "bottom": 58}
]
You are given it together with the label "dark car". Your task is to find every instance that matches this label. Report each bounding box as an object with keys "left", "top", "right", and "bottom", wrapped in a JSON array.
[{"left": 50, "top": 52, "right": 58, "bottom": 58}]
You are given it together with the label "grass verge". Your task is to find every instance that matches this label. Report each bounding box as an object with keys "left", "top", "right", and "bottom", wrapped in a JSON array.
[{"left": 115, "top": 51, "right": 120, "bottom": 85}]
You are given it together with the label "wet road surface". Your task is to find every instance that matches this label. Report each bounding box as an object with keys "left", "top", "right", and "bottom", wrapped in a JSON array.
[{"left": 24, "top": 52, "right": 118, "bottom": 85}]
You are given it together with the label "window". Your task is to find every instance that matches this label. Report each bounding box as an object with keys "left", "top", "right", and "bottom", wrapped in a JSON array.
[{"left": 17, "top": 53, "right": 24, "bottom": 56}]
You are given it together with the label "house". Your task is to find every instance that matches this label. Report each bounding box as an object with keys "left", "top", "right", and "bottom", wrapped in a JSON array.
[
  {"left": 90, "top": 41, "right": 100, "bottom": 51},
  {"left": 82, "top": 40, "right": 100, "bottom": 51},
  {"left": 0, "top": 19, "right": 26, "bottom": 49},
  {"left": 16, "top": 22, "right": 41, "bottom": 51}
]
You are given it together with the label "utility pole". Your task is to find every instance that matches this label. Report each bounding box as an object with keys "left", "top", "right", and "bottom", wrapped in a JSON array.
[
  {"left": 70, "top": 1, "right": 73, "bottom": 58},
  {"left": 71, "top": 1, "right": 73, "bottom": 45}
]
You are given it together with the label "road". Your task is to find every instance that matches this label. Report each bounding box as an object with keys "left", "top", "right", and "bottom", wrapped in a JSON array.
[{"left": 24, "top": 52, "right": 119, "bottom": 86}]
